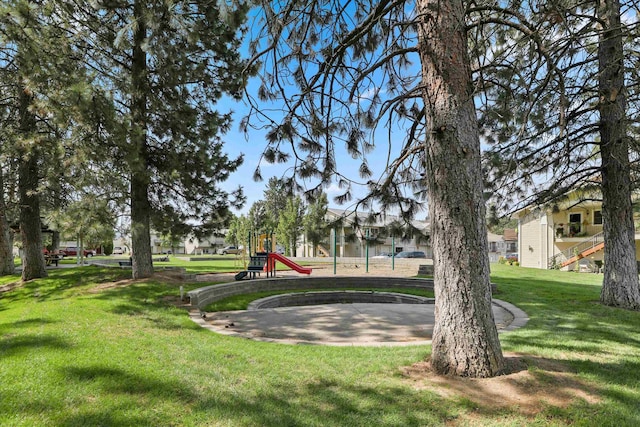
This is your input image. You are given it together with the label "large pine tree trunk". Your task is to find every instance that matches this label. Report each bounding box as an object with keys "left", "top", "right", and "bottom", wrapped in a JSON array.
[
  {"left": 129, "top": 0, "right": 154, "bottom": 279},
  {"left": 18, "top": 87, "right": 47, "bottom": 281},
  {"left": 131, "top": 172, "right": 154, "bottom": 278},
  {"left": 52, "top": 230, "right": 60, "bottom": 251},
  {"left": 417, "top": 0, "right": 505, "bottom": 377},
  {"left": 598, "top": 0, "right": 640, "bottom": 309},
  {"left": 0, "top": 170, "right": 15, "bottom": 275},
  {"left": 18, "top": 143, "right": 47, "bottom": 281}
]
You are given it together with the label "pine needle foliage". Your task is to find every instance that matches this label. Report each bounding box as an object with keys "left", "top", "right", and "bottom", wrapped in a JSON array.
[
  {"left": 65, "top": 0, "right": 253, "bottom": 234},
  {"left": 243, "top": 0, "right": 425, "bottom": 223},
  {"left": 470, "top": 0, "right": 640, "bottom": 213}
]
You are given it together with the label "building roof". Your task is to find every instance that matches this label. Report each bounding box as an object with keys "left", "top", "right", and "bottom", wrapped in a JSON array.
[
  {"left": 487, "top": 232, "right": 503, "bottom": 243},
  {"left": 512, "top": 184, "right": 604, "bottom": 218},
  {"left": 503, "top": 229, "right": 518, "bottom": 242}
]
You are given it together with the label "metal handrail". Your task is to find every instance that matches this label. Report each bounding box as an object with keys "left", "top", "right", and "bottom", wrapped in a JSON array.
[{"left": 548, "top": 232, "right": 604, "bottom": 269}]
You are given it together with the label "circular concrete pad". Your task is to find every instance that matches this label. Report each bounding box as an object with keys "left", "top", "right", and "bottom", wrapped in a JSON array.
[{"left": 192, "top": 299, "right": 528, "bottom": 347}]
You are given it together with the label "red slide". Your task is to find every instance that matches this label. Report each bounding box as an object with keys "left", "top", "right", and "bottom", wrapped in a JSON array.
[{"left": 268, "top": 253, "right": 312, "bottom": 275}]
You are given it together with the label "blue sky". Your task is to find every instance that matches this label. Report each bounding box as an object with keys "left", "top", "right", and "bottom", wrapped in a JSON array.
[
  {"left": 220, "top": 116, "right": 413, "bottom": 217},
  {"left": 221, "top": 112, "right": 387, "bottom": 215},
  {"left": 219, "top": 78, "right": 405, "bottom": 216},
  {"left": 218, "top": 5, "right": 422, "bottom": 217}
]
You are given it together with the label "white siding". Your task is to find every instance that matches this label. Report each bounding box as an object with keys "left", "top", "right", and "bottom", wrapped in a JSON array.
[{"left": 519, "top": 212, "right": 542, "bottom": 268}]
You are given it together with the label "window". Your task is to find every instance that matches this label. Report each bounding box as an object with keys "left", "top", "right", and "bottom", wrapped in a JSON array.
[
  {"left": 594, "top": 210, "right": 603, "bottom": 225},
  {"left": 568, "top": 212, "right": 582, "bottom": 235}
]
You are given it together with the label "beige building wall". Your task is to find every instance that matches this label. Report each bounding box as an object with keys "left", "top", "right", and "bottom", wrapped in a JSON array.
[
  {"left": 519, "top": 210, "right": 555, "bottom": 269},
  {"left": 515, "top": 191, "right": 640, "bottom": 270},
  {"left": 519, "top": 211, "right": 541, "bottom": 268}
]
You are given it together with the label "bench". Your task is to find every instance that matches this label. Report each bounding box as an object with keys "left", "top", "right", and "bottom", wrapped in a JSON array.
[
  {"left": 45, "top": 254, "right": 63, "bottom": 267},
  {"left": 418, "top": 265, "right": 434, "bottom": 275},
  {"left": 118, "top": 257, "right": 169, "bottom": 267}
]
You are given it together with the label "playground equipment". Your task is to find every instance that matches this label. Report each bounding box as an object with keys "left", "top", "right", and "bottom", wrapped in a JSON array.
[
  {"left": 234, "top": 232, "right": 312, "bottom": 280},
  {"left": 269, "top": 252, "right": 312, "bottom": 274}
]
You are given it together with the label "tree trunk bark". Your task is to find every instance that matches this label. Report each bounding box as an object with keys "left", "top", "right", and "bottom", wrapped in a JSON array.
[
  {"left": 0, "top": 169, "right": 15, "bottom": 275},
  {"left": 18, "top": 87, "right": 47, "bottom": 281},
  {"left": 417, "top": 0, "right": 505, "bottom": 377},
  {"left": 598, "top": 0, "right": 640, "bottom": 309},
  {"left": 52, "top": 230, "right": 60, "bottom": 251},
  {"left": 131, "top": 172, "right": 154, "bottom": 278},
  {"left": 129, "top": 0, "right": 154, "bottom": 279}
]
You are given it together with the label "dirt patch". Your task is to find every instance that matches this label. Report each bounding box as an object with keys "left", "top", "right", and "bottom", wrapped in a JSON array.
[
  {"left": 88, "top": 270, "right": 187, "bottom": 293},
  {"left": 400, "top": 353, "right": 600, "bottom": 419},
  {"left": 149, "top": 269, "right": 188, "bottom": 284},
  {"left": 88, "top": 278, "right": 137, "bottom": 293},
  {"left": 0, "top": 280, "right": 22, "bottom": 294},
  {"left": 308, "top": 263, "right": 421, "bottom": 278}
]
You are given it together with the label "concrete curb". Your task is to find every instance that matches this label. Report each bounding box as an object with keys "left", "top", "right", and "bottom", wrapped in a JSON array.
[
  {"left": 492, "top": 298, "right": 530, "bottom": 332},
  {"left": 188, "top": 276, "right": 437, "bottom": 309}
]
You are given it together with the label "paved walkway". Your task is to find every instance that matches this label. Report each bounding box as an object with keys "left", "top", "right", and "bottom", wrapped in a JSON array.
[
  {"left": 188, "top": 260, "right": 528, "bottom": 347},
  {"left": 191, "top": 298, "right": 528, "bottom": 347},
  {"left": 37, "top": 259, "right": 527, "bottom": 347}
]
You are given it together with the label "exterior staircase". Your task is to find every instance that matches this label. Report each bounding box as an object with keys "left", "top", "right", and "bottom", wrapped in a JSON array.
[
  {"left": 317, "top": 244, "right": 330, "bottom": 257},
  {"left": 548, "top": 232, "right": 605, "bottom": 269}
]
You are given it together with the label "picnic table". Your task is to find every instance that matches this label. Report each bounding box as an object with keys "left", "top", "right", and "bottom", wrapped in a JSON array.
[{"left": 45, "top": 254, "right": 63, "bottom": 266}]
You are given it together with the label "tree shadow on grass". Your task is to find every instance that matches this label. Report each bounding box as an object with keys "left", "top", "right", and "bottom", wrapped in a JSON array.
[
  {"left": 569, "top": 358, "right": 640, "bottom": 398},
  {"left": 506, "top": 325, "right": 640, "bottom": 355},
  {"left": 0, "top": 317, "right": 58, "bottom": 338},
  {"left": 502, "top": 329, "right": 640, "bottom": 424},
  {"left": 19, "top": 351, "right": 640, "bottom": 426},
  {"left": 92, "top": 279, "right": 204, "bottom": 332},
  {"left": 0, "top": 317, "right": 57, "bottom": 329},
  {"left": 60, "top": 364, "right": 454, "bottom": 426},
  {"left": 107, "top": 301, "right": 202, "bottom": 332},
  {"left": 0, "top": 267, "right": 132, "bottom": 304},
  {"left": 64, "top": 365, "right": 197, "bottom": 400},
  {"left": 0, "top": 334, "right": 71, "bottom": 360},
  {"left": 197, "top": 379, "right": 446, "bottom": 426},
  {"left": 58, "top": 365, "right": 199, "bottom": 426}
]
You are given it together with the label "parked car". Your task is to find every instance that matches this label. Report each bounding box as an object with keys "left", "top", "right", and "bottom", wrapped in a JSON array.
[
  {"left": 394, "top": 251, "right": 426, "bottom": 259},
  {"left": 61, "top": 247, "right": 95, "bottom": 257},
  {"left": 371, "top": 252, "right": 392, "bottom": 259},
  {"left": 112, "top": 247, "right": 124, "bottom": 255},
  {"left": 217, "top": 245, "right": 241, "bottom": 255}
]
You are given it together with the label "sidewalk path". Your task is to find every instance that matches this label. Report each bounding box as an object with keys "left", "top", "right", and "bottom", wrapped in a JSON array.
[{"left": 190, "top": 261, "right": 528, "bottom": 347}]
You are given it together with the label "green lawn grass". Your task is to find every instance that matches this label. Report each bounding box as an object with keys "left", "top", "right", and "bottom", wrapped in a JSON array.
[{"left": 1, "top": 264, "right": 639, "bottom": 426}]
